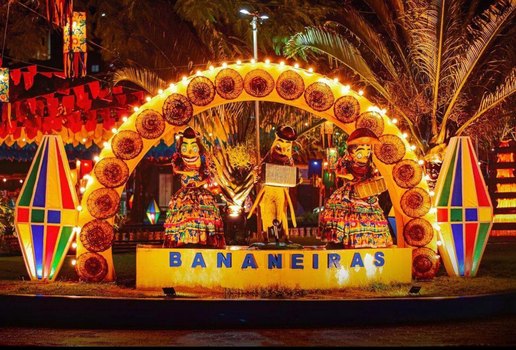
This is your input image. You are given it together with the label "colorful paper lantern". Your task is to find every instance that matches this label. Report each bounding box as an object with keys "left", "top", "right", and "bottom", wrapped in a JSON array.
[
  {"left": 146, "top": 199, "right": 160, "bottom": 224},
  {"left": 63, "top": 12, "right": 87, "bottom": 78},
  {"left": 14, "top": 135, "right": 79, "bottom": 281},
  {"left": 0, "top": 68, "right": 8, "bottom": 102},
  {"left": 326, "top": 147, "right": 338, "bottom": 170},
  {"left": 434, "top": 136, "right": 494, "bottom": 277}
]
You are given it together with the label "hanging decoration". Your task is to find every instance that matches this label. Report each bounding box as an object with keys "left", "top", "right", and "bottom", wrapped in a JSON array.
[
  {"left": 46, "top": 0, "right": 74, "bottom": 27},
  {"left": 434, "top": 136, "right": 494, "bottom": 277},
  {"left": 0, "top": 68, "right": 9, "bottom": 102},
  {"left": 0, "top": 68, "right": 10, "bottom": 130},
  {"left": 146, "top": 199, "right": 160, "bottom": 224},
  {"left": 14, "top": 135, "right": 79, "bottom": 281},
  {"left": 128, "top": 194, "right": 134, "bottom": 210},
  {"left": 63, "top": 12, "right": 87, "bottom": 78},
  {"left": 326, "top": 147, "right": 338, "bottom": 170}
]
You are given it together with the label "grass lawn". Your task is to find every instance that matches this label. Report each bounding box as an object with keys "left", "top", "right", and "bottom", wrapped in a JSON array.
[{"left": 0, "top": 236, "right": 515, "bottom": 299}]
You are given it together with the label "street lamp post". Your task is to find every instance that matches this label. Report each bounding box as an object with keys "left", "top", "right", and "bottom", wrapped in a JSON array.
[
  {"left": 240, "top": 9, "right": 268, "bottom": 238},
  {"left": 240, "top": 9, "right": 268, "bottom": 165}
]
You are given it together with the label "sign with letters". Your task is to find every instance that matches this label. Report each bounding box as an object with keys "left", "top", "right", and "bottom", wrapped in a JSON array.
[{"left": 136, "top": 247, "right": 413, "bottom": 291}]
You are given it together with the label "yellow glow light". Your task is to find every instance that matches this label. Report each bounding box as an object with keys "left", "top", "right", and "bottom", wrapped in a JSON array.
[
  {"left": 146, "top": 96, "right": 151, "bottom": 102},
  {"left": 80, "top": 187, "right": 85, "bottom": 193},
  {"left": 308, "top": 67, "right": 313, "bottom": 73},
  {"left": 222, "top": 62, "right": 227, "bottom": 68},
  {"left": 158, "top": 89, "right": 163, "bottom": 94},
  {"left": 236, "top": 60, "right": 242, "bottom": 65},
  {"left": 71, "top": 259, "right": 77, "bottom": 266},
  {"left": 182, "top": 76, "right": 187, "bottom": 83},
  {"left": 77, "top": 205, "right": 82, "bottom": 211},
  {"left": 392, "top": 118, "right": 398, "bottom": 124},
  {"left": 402, "top": 133, "right": 408, "bottom": 139},
  {"left": 250, "top": 59, "right": 256, "bottom": 64},
  {"left": 111, "top": 128, "right": 118, "bottom": 134},
  {"left": 265, "top": 59, "right": 270, "bottom": 64},
  {"left": 196, "top": 70, "right": 202, "bottom": 76},
  {"left": 341, "top": 85, "right": 350, "bottom": 94},
  {"left": 358, "top": 89, "right": 364, "bottom": 96},
  {"left": 294, "top": 63, "right": 299, "bottom": 69},
  {"left": 133, "top": 106, "right": 139, "bottom": 112},
  {"left": 82, "top": 138, "right": 87, "bottom": 142},
  {"left": 122, "top": 116, "right": 128, "bottom": 122},
  {"left": 279, "top": 61, "right": 285, "bottom": 66},
  {"left": 93, "top": 156, "right": 100, "bottom": 162},
  {"left": 418, "top": 159, "right": 424, "bottom": 165},
  {"left": 209, "top": 65, "right": 214, "bottom": 71}
]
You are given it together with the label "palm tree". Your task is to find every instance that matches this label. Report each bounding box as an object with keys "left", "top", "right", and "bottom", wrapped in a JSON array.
[{"left": 283, "top": 0, "right": 516, "bottom": 163}]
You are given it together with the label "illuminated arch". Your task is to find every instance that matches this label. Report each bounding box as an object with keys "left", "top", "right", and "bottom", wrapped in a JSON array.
[{"left": 76, "top": 61, "right": 439, "bottom": 282}]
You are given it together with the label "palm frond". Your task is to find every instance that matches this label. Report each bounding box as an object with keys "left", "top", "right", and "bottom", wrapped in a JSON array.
[
  {"left": 456, "top": 68, "right": 516, "bottom": 136},
  {"left": 437, "top": 0, "right": 516, "bottom": 143},
  {"left": 329, "top": 8, "right": 398, "bottom": 79},
  {"left": 283, "top": 26, "right": 390, "bottom": 99},
  {"left": 112, "top": 66, "right": 167, "bottom": 94}
]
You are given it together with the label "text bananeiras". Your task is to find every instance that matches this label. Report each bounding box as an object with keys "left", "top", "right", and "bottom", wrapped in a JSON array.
[{"left": 169, "top": 251, "right": 385, "bottom": 269}]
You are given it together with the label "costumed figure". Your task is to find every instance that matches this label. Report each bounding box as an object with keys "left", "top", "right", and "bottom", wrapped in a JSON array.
[
  {"left": 247, "top": 125, "right": 300, "bottom": 244},
  {"left": 163, "top": 127, "right": 226, "bottom": 248},
  {"left": 319, "top": 128, "right": 393, "bottom": 248}
]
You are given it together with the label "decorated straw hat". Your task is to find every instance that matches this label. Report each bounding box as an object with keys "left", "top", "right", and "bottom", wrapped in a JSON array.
[
  {"left": 182, "top": 126, "right": 197, "bottom": 139},
  {"left": 276, "top": 125, "right": 297, "bottom": 141},
  {"left": 347, "top": 127, "right": 381, "bottom": 146}
]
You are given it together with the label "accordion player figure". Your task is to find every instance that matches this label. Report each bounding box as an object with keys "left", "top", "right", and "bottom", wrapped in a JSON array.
[
  {"left": 319, "top": 128, "right": 393, "bottom": 249},
  {"left": 248, "top": 125, "right": 301, "bottom": 244}
]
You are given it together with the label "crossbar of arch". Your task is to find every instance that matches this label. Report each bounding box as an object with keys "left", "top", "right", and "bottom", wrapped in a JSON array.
[{"left": 76, "top": 61, "right": 440, "bottom": 283}]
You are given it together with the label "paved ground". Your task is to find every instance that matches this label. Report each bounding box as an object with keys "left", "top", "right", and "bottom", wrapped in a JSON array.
[{"left": 1, "top": 314, "right": 515, "bottom": 346}]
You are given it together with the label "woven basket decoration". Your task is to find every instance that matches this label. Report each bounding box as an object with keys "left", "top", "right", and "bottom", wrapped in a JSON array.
[
  {"left": 94, "top": 157, "right": 129, "bottom": 188},
  {"left": 276, "top": 70, "right": 305, "bottom": 100},
  {"left": 187, "top": 76, "right": 216, "bottom": 106},
  {"left": 80, "top": 219, "right": 115, "bottom": 253},
  {"left": 135, "top": 109, "right": 165, "bottom": 139},
  {"left": 112, "top": 130, "right": 143, "bottom": 160},
  {"left": 374, "top": 134, "right": 406, "bottom": 164},
  {"left": 76, "top": 252, "right": 108, "bottom": 282},
  {"left": 401, "top": 187, "right": 431, "bottom": 218},
  {"left": 162, "top": 93, "right": 193, "bottom": 126},
  {"left": 215, "top": 68, "right": 243, "bottom": 100},
  {"left": 393, "top": 159, "right": 423, "bottom": 188},
  {"left": 356, "top": 111, "right": 384, "bottom": 137},
  {"left": 403, "top": 218, "right": 433, "bottom": 247},
  {"left": 87, "top": 188, "right": 120, "bottom": 219},
  {"left": 244, "top": 69, "right": 274, "bottom": 97},
  {"left": 412, "top": 247, "right": 440, "bottom": 280},
  {"left": 334, "top": 95, "right": 360, "bottom": 123},
  {"left": 304, "top": 82, "right": 334, "bottom": 111}
]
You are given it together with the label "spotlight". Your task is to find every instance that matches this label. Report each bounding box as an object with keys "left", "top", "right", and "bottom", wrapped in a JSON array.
[
  {"left": 163, "top": 287, "right": 177, "bottom": 297},
  {"left": 408, "top": 285, "right": 421, "bottom": 295}
]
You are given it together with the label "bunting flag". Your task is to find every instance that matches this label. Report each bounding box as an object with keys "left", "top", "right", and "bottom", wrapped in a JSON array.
[
  {"left": 46, "top": 0, "right": 74, "bottom": 27},
  {"left": 63, "top": 12, "right": 87, "bottom": 78},
  {"left": 434, "top": 136, "right": 494, "bottom": 277},
  {"left": 14, "top": 135, "right": 79, "bottom": 281},
  {"left": 146, "top": 199, "right": 160, "bottom": 224}
]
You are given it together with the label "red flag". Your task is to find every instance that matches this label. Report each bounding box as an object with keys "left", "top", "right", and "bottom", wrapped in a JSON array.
[
  {"left": 10, "top": 69, "right": 22, "bottom": 86},
  {"left": 88, "top": 81, "right": 100, "bottom": 99}
]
